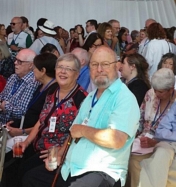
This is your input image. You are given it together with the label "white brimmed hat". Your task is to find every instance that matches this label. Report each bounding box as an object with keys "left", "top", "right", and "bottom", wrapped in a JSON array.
[{"left": 39, "top": 20, "right": 56, "bottom": 35}]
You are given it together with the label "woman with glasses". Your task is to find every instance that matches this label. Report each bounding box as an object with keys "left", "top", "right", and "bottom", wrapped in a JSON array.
[
  {"left": 157, "top": 52, "right": 176, "bottom": 89},
  {"left": 6, "top": 53, "right": 87, "bottom": 187},
  {"left": 120, "top": 53, "right": 150, "bottom": 106},
  {"left": 82, "top": 32, "right": 103, "bottom": 58}
]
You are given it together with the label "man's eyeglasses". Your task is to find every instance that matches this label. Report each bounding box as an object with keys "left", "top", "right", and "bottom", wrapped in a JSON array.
[
  {"left": 55, "top": 65, "right": 77, "bottom": 73},
  {"left": 15, "top": 58, "right": 31, "bottom": 65},
  {"left": 90, "top": 61, "right": 117, "bottom": 69},
  {"left": 10, "top": 22, "right": 20, "bottom": 26}
]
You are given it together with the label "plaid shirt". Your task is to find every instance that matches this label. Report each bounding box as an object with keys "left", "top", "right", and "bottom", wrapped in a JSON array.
[{"left": 0, "top": 71, "right": 39, "bottom": 124}]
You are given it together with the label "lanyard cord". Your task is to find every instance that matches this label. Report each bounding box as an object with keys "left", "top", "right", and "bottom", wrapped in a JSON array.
[
  {"left": 88, "top": 89, "right": 98, "bottom": 118},
  {"left": 126, "top": 77, "right": 138, "bottom": 86},
  {"left": 152, "top": 90, "right": 174, "bottom": 127},
  {"left": 55, "top": 84, "right": 78, "bottom": 108},
  {"left": 13, "top": 31, "right": 22, "bottom": 43}
]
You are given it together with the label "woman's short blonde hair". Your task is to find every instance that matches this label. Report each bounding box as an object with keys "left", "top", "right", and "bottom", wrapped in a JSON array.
[{"left": 0, "top": 42, "right": 11, "bottom": 59}]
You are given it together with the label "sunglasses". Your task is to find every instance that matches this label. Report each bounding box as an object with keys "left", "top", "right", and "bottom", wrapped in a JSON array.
[{"left": 10, "top": 22, "right": 20, "bottom": 26}]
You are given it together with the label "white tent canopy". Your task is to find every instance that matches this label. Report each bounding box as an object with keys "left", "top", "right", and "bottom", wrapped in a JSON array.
[{"left": 0, "top": 0, "right": 175, "bottom": 32}]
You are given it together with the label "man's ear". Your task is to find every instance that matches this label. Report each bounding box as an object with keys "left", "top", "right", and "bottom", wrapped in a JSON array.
[{"left": 116, "top": 61, "right": 122, "bottom": 71}]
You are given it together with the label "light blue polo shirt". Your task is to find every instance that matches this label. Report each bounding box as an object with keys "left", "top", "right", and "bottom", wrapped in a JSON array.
[{"left": 61, "top": 78, "right": 140, "bottom": 186}]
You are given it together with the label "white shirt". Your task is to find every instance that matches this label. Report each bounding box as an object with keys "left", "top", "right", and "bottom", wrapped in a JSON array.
[
  {"left": 144, "top": 39, "right": 176, "bottom": 80},
  {"left": 29, "top": 36, "right": 64, "bottom": 55}
]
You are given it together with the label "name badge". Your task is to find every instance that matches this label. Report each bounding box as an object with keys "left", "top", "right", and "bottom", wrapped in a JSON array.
[
  {"left": 145, "top": 133, "right": 154, "bottom": 139},
  {"left": 82, "top": 117, "right": 89, "bottom": 126},
  {"left": 49, "top": 117, "right": 57, "bottom": 132}
]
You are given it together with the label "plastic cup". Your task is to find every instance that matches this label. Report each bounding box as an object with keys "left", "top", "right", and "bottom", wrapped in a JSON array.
[
  {"left": 48, "top": 145, "right": 58, "bottom": 170},
  {"left": 13, "top": 137, "right": 23, "bottom": 158}
]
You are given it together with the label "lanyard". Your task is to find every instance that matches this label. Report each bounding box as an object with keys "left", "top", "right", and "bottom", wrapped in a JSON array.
[
  {"left": 12, "top": 31, "right": 22, "bottom": 44},
  {"left": 55, "top": 84, "right": 78, "bottom": 108},
  {"left": 27, "top": 78, "right": 55, "bottom": 109},
  {"left": 151, "top": 97, "right": 172, "bottom": 127},
  {"left": 11, "top": 79, "right": 23, "bottom": 95},
  {"left": 126, "top": 77, "right": 138, "bottom": 86},
  {"left": 88, "top": 89, "right": 98, "bottom": 118}
]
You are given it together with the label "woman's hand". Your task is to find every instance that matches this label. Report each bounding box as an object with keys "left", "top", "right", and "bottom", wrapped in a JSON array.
[
  {"left": 140, "top": 136, "right": 158, "bottom": 148},
  {"left": 12, "top": 140, "right": 28, "bottom": 157},
  {"left": 76, "top": 26, "right": 82, "bottom": 34}
]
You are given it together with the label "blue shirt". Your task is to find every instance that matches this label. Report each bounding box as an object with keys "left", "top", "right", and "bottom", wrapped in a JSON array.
[
  {"left": 155, "top": 101, "right": 176, "bottom": 142},
  {"left": 61, "top": 78, "right": 140, "bottom": 186},
  {"left": 0, "top": 71, "right": 39, "bottom": 124},
  {"left": 77, "top": 65, "right": 90, "bottom": 91}
]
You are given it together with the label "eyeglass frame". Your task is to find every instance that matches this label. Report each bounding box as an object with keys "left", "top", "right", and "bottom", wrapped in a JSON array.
[
  {"left": 55, "top": 65, "right": 77, "bottom": 73},
  {"left": 14, "top": 58, "right": 32, "bottom": 65},
  {"left": 89, "top": 61, "right": 117, "bottom": 69},
  {"left": 10, "top": 22, "right": 21, "bottom": 26}
]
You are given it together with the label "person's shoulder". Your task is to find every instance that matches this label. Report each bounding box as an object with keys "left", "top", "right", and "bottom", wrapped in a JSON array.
[{"left": 46, "top": 82, "right": 58, "bottom": 95}]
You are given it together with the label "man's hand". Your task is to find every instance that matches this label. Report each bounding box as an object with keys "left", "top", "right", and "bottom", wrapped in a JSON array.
[
  {"left": 140, "top": 136, "right": 158, "bottom": 148},
  {"left": 0, "top": 101, "right": 6, "bottom": 111},
  {"left": 40, "top": 150, "right": 49, "bottom": 160},
  {"left": 45, "top": 156, "right": 62, "bottom": 171},
  {"left": 10, "top": 45, "right": 20, "bottom": 51},
  {"left": 70, "top": 124, "right": 84, "bottom": 139}
]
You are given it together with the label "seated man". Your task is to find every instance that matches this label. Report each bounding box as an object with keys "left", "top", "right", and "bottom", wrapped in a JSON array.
[
  {"left": 0, "top": 49, "right": 39, "bottom": 125},
  {"left": 22, "top": 46, "right": 140, "bottom": 187},
  {"left": 71, "top": 47, "right": 92, "bottom": 91}
]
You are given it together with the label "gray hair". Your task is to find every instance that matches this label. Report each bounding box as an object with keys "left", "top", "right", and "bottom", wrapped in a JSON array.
[
  {"left": 151, "top": 68, "right": 175, "bottom": 90},
  {"left": 56, "top": 53, "right": 81, "bottom": 71},
  {"left": 71, "top": 47, "right": 89, "bottom": 66}
]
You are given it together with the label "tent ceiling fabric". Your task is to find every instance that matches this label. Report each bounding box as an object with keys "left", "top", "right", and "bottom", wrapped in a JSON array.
[{"left": 0, "top": 0, "right": 175, "bottom": 31}]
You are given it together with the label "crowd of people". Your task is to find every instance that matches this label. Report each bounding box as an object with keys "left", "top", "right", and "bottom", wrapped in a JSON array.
[{"left": 0, "top": 16, "right": 176, "bottom": 187}]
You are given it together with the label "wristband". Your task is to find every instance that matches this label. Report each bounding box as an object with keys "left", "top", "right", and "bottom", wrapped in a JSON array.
[
  {"left": 78, "top": 33, "right": 82, "bottom": 35},
  {"left": 22, "top": 129, "right": 27, "bottom": 135}
]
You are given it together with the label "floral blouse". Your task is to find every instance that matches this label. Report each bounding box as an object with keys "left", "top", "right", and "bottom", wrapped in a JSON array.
[{"left": 137, "top": 88, "right": 175, "bottom": 137}]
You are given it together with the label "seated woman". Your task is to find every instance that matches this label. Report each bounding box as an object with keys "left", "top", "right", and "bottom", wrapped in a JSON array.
[
  {"left": 157, "top": 52, "right": 176, "bottom": 89},
  {"left": 97, "top": 22, "right": 112, "bottom": 48},
  {"left": 128, "top": 68, "right": 176, "bottom": 187},
  {"left": 120, "top": 53, "right": 150, "bottom": 106},
  {"left": 82, "top": 32, "right": 103, "bottom": 58},
  {"left": 5, "top": 54, "right": 87, "bottom": 187},
  {"left": 5, "top": 53, "right": 58, "bottom": 152},
  {"left": 0, "top": 41, "right": 15, "bottom": 79}
]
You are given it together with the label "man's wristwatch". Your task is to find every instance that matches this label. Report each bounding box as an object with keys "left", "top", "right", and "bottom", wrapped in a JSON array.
[{"left": 22, "top": 129, "right": 27, "bottom": 135}]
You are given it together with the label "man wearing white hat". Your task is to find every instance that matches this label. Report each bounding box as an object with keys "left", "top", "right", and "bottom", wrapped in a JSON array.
[{"left": 29, "top": 20, "right": 64, "bottom": 55}]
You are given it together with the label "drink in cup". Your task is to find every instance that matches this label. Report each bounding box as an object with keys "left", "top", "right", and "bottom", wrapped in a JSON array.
[
  {"left": 13, "top": 137, "right": 23, "bottom": 158},
  {"left": 48, "top": 145, "right": 58, "bottom": 170}
]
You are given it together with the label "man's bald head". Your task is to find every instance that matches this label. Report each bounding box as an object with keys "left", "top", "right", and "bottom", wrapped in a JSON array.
[{"left": 145, "top": 18, "right": 156, "bottom": 29}]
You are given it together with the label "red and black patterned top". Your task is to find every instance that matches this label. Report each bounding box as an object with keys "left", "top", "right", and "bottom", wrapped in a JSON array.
[{"left": 33, "top": 84, "right": 87, "bottom": 151}]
